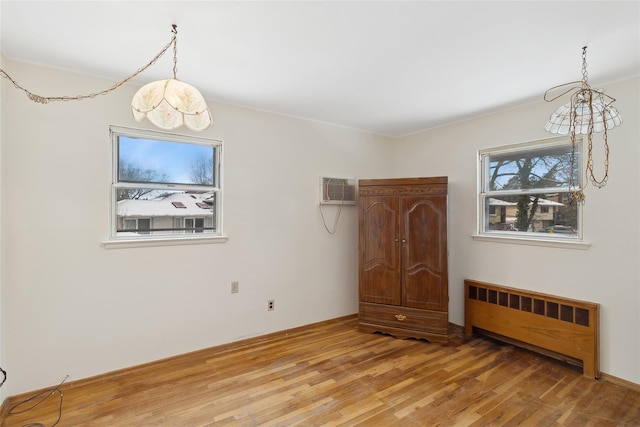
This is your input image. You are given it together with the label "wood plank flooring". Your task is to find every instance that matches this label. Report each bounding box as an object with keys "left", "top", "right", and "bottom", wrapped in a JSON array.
[{"left": 3, "top": 315, "right": 640, "bottom": 426}]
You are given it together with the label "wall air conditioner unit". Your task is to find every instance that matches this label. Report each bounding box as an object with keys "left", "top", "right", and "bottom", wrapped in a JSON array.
[{"left": 320, "top": 177, "right": 357, "bottom": 205}]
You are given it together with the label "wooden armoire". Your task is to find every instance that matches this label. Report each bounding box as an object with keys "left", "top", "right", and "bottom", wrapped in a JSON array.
[{"left": 358, "top": 177, "right": 449, "bottom": 343}]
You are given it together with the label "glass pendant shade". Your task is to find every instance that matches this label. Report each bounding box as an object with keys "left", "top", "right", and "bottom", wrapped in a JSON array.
[
  {"left": 131, "top": 78, "right": 212, "bottom": 131},
  {"left": 544, "top": 90, "right": 622, "bottom": 135}
]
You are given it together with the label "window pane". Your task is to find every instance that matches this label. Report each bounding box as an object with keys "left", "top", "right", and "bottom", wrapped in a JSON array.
[
  {"left": 195, "top": 218, "right": 205, "bottom": 233},
  {"left": 484, "top": 193, "right": 578, "bottom": 237},
  {"left": 486, "top": 143, "right": 578, "bottom": 191},
  {"left": 116, "top": 189, "right": 216, "bottom": 236},
  {"left": 137, "top": 218, "right": 151, "bottom": 234},
  {"left": 118, "top": 136, "right": 215, "bottom": 186},
  {"left": 110, "top": 126, "right": 223, "bottom": 242}
]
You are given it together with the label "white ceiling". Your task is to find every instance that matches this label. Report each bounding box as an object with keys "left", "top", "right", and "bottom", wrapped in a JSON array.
[{"left": 1, "top": 1, "right": 639, "bottom": 137}]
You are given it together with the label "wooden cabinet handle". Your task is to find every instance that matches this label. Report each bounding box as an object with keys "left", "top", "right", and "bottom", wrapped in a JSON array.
[{"left": 395, "top": 314, "right": 407, "bottom": 321}]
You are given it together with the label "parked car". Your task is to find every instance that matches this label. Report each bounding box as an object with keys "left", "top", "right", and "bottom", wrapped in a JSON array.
[{"left": 545, "top": 225, "right": 576, "bottom": 234}]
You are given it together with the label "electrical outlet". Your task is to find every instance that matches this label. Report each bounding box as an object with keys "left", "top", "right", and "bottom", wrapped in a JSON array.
[
  {"left": 231, "top": 281, "right": 239, "bottom": 294},
  {"left": 268, "top": 299, "right": 275, "bottom": 311}
]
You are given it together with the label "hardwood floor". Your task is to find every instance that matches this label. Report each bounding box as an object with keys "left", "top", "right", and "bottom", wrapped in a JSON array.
[{"left": 3, "top": 315, "right": 640, "bottom": 426}]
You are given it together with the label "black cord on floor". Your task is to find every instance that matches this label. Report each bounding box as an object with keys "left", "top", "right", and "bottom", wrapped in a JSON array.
[
  {"left": 0, "top": 366, "right": 6, "bottom": 388},
  {"left": 8, "top": 375, "right": 68, "bottom": 427}
]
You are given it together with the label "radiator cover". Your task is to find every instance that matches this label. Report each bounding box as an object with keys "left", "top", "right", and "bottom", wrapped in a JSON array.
[{"left": 464, "top": 279, "right": 599, "bottom": 379}]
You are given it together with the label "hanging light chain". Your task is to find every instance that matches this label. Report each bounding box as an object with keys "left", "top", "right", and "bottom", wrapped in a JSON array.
[
  {"left": 0, "top": 25, "right": 178, "bottom": 104},
  {"left": 559, "top": 45, "right": 613, "bottom": 203},
  {"left": 579, "top": 46, "right": 609, "bottom": 188},
  {"left": 586, "top": 120, "right": 610, "bottom": 188},
  {"left": 172, "top": 24, "right": 178, "bottom": 79},
  {"left": 580, "top": 46, "right": 589, "bottom": 89},
  {"left": 568, "top": 123, "right": 585, "bottom": 205},
  {"left": 567, "top": 90, "right": 610, "bottom": 202}
]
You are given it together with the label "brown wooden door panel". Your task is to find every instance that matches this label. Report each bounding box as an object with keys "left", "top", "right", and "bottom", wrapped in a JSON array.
[
  {"left": 404, "top": 274, "right": 445, "bottom": 310},
  {"left": 359, "top": 195, "right": 401, "bottom": 305},
  {"left": 402, "top": 195, "right": 448, "bottom": 310}
]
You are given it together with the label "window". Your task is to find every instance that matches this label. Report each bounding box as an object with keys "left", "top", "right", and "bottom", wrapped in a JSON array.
[
  {"left": 478, "top": 136, "right": 582, "bottom": 242},
  {"left": 124, "top": 218, "right": 151, "bottom": 234},
  {"left": 109, "top": 126, "right": 223, "bottom": 243}
]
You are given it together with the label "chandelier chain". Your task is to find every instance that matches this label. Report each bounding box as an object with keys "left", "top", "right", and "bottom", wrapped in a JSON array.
[
  {"left": 581, "top": 46, "right": 589, "bottom": 88},
  {"left": 172, "top": 24, "right": 178, "bottom": 79},
  {"left": 0, "top": 26, "right": 177, "bottom": 104},
  {"left": 586, "top": 125, "right": 610, "bottom": 188},
  {"left": 562, "top": 46, "right": 611, "bottom": 203}
]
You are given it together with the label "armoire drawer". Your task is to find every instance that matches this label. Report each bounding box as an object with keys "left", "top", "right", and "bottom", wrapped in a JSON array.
[{"left": 359, "top": 302, "right": 448, "bottom": 334}]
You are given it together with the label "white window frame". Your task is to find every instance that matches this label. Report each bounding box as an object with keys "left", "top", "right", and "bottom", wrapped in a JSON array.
[
  {"left": 473, "top": 136, "right": 589, "bottom": 249},
  {"left": 105, "top": 126, "right": 226, "bottom": 248}
]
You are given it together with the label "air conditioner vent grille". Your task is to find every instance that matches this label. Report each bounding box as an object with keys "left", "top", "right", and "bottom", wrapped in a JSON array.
[{"left": 320, "top": 177, "right": 357, "bottom": 205}]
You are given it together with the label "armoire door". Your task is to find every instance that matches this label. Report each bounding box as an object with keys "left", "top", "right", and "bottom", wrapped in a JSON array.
[
  {"left": 358, "top": 194, "right": 401, "bottom": 305},
  {"left": 401, "top": 194, "right": 448, "bottom": 311}
]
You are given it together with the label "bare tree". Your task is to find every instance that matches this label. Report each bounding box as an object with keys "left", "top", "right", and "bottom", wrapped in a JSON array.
[
  {"left": 117, "top": 161, "right": 170, "bottom": 201},
  {"left": 491, "top": 152, "right": 572, "bottom": 232},
  {"left": 190, "top": 155, "right": 214, "bottom": 185}
]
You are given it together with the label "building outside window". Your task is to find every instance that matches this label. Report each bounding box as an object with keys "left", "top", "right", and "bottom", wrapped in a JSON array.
[
  {"left": 110, "top": 126, "right": 223, "bottom": 242},
  {"left": 478, "top": 136, "right": 582, "bottom": 241}
]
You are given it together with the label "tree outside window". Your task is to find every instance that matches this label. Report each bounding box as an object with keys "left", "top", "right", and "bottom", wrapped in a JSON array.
[{"left": 479, "top": 137, "right": 581, "bottom": 239}]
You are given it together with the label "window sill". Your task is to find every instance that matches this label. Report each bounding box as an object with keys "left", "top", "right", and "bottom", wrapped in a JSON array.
[
  {"left": 103, "top": 235, "right": 228, "bottom": 249},
  {"left": 471, "top": 234, "right": 590, "bottom": 250}
]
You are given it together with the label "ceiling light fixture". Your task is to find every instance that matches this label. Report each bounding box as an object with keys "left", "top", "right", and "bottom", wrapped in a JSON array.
[
  {"left": 131, "top": 25, "right": 212, "bottom": 131},
  {"left": 544, "top": 46, "right": 622, "bottom": 202},
  {"left": 0, "top": 24, "right": 212, "bottom": 132}
]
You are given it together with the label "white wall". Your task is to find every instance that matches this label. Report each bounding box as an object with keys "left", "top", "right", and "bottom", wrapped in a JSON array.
[
  {"left": 395, "top": 76, "right": 640, "bottom": 384},
  {"left": 0, "top": 51, "right": 5, "bottom": 403},
  {"left": 1, "top": 59, "right": 394, "bottom": 395}
]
